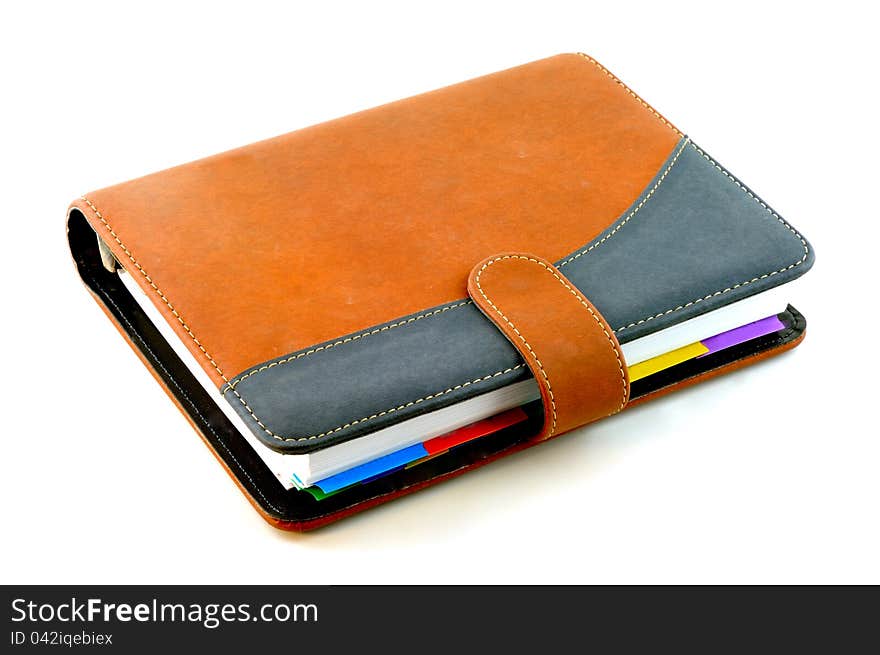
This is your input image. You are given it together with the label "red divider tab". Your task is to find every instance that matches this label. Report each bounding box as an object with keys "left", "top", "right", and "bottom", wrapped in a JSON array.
[{"left": 424, "top": 407, "right": 528, "bottom": 455}]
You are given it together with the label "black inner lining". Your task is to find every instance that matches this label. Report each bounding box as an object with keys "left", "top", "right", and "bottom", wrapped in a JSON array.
[{"left": 68, "top": 210, "right": 806, "bottom": 525}]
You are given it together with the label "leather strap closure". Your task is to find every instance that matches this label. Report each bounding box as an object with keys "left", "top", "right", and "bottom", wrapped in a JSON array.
[{"left": 467, "top": 252, "right": 629, "bottom": 441}]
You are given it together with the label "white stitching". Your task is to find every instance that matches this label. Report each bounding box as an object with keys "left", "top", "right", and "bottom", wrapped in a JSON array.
[
  {"left": 82, "top": 129, "right": 807, "bottom": 443},
  {"left": 77, "top": 196, "right": 525, "bottom": 443},
  {"left": 223, "top": 301, "right": 474, "bottom": 392},
  {"left": 575, "top": 53, "right": 682, "bottom": 137},
  {"left": 226, "top": 364, "right": 527, "bottom": 442},
  {"left": 473, "top": 255, "right": 629, "bottom": 438},
  {"left": 217, "top": 52, "right": 682, "bottom": 394},
  {"left": 232, "top": 137, "right": 805, "bottom": 440},
  {"left": 81, "top": 196, "right": 230, "bottom": 384},
  {"left": 611, "top": 143, "right": 810, "bottom": 332},
  {"left": 474, "top": 260, "right": 558, "bottom": 437},
  {"left": 222, "top": 136, "right": 687, "bottom": 397},
  {"left": 206, "top": 54, "right": 688, "bottom": 441},
  {"left": 78, "top": 53, "right": 687, "bottom": 445},
  {"left": 558, "top": 138, "right": 690, "bottom": 267}
]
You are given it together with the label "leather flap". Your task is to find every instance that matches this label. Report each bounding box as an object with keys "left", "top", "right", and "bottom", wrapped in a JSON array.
[
  {"left": 68, "top": 53, "right": 812, "bottom": 454},
  {"left": 467, "top": 253, "right": 629, "bottom": 441}
]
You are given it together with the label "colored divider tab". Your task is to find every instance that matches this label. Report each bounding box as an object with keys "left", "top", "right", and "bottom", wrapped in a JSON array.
[
  {"left": 305, "top": 316, "right": 786, "bottom": 499},
  {"left": 310, "top": 407, "right": 529, "bottom": 497},
  {"left": 699, "top": 315, "right": 784, "bottom": 356},
  {"left": 314, "top": 444, "right": 429, "bottom": 494},
  {"left": 628, "top": 342, "right": 709, "bottom": 382},
  {"left": 424, "top": 407, "right": 527, "bottom": 455},
  {"left": 304, "top": 485, "right": 348, "bottom": 501},
  {"left": 629, "top": 314, "right": 786, "bottom": 381}
]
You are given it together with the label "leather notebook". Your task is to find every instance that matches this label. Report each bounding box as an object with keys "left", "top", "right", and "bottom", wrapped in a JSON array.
[{"left": 67, "top": 53, "right": 814, "bottom": 530}]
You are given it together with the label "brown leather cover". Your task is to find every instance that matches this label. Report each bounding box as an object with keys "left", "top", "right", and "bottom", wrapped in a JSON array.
[
  {"left": 67, "top": 52, "right": 809, "bottom": 530},
  {"left": 467, "top": 253, "right": 628, "bottom": 441},
  {"left": 69, "top": 53, "right": 680, "bottom": 389}
]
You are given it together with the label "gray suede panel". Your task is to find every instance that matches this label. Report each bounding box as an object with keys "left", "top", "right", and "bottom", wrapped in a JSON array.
[{"left": 224, "top": 137, "right": 814, "bottom": 453}]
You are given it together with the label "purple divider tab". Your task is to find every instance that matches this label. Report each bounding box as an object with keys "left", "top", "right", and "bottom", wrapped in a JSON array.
[{"left": 698, "top": 315, "right": 785, "bottom": 357}]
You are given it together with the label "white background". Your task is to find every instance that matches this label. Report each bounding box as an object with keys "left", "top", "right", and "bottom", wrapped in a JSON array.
[{"left": 1, "top": 1, "right": 877, "bottom": 584}]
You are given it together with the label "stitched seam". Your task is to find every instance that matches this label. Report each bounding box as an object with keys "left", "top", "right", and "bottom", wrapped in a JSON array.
[
  {"left": 474, "top": 261, "right": 557, "bottom": 437},
  {"left": 97, "top": 283, "right": 283, "bottom": 514},
  {"left": 474, "top": 256, "right": 629, "bottom": 437},
  {"left": 215, "top": 49, "right": 694, "bottom": 440},
  {"left": 575, "top": 53, "right": 682, "bottom": 137},
  {"left": 229, "top": 136, "right": 687, "bottom": 393},
  {"left": 79, "top": 197, "right": 528, "bottom": 444},
  {"left": 223, "top": 301, "right": 474, "bottom": 392},
  {"left": 80, "top": 196, "right": 229, "bottom": 384},
  {"left": 611, "top": 143, "right": 810, "bottom": 332},
  {"left": 227, "top": 137, "right": 689, "bottom": 440},
  {"left": 227, "top": 364, "right": 527, "bottom": 442},
  {"left": 224, "top": 55, "right": 682, "bottom": 393},
  {"left": 85, "top": 127, "right": 806, "bottom": 443},
  {"left": 241, "top": 136, "right": 802, "bottom": 441},
  {"left": 558, "top": 138, "right": 690, "bottom": 268}
]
